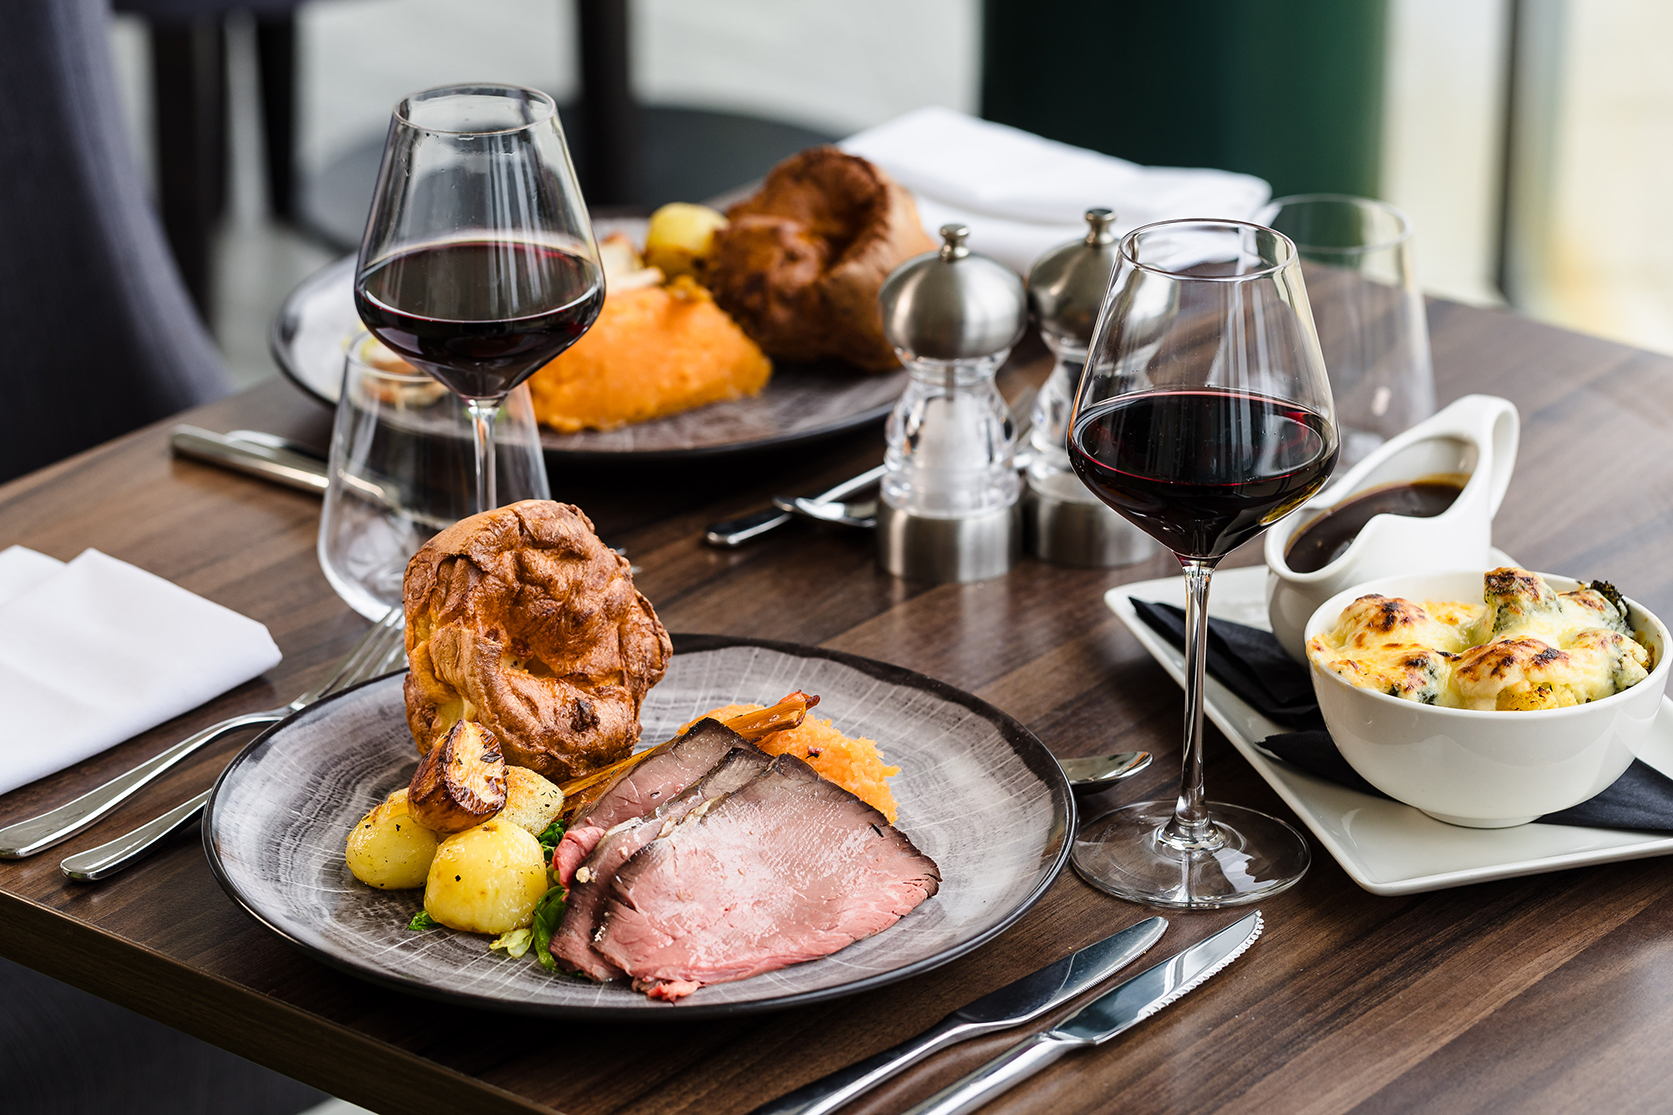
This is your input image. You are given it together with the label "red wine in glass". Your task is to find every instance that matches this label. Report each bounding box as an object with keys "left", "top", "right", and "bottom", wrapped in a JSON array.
[
  {"left": 355, "top": 239, "right": 603, "bottom": 400},
  {"left": 1070, "top": 388, "right": 1338, "bottom": 560}
]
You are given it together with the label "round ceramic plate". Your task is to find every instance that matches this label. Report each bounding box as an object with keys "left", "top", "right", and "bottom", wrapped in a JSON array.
[
  {"left": 204, "top": 635, "right": 1074, "bottom": 1019},
  {"left": 269, "top": 250, "right": 907, "bottom": 462}
]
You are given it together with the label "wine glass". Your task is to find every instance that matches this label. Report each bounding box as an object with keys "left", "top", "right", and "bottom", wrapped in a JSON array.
[
  {"left": 354, "top": 84, "right": 602, "bottom": 513},
  {"left": 1258, "top": 194, "right": 1434, "bottom": 466},
  {"left": 1068, "top": 219, "right": 1339, "bottom": 907},
  {"left": 318, "top": 333, "right": 551, "bottom": 620}
]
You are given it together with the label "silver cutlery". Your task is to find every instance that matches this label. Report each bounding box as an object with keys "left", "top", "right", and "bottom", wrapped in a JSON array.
[
  {"left": 170, "top": 425, "right": 328, "bottom": 495},
  {"left": 171, "top": 425, "right": 461, "bottom": 532},
  {"left": 1060, "top": 750, "right": 1151, "bottom": 794},
  {"left": 901, "top": 911, "right": 1264, "bottom": 1115},
  {"left": 750, "top": 915, "right": 1167, "bottom": 1115},
  {"left": 223, "top": 429, "right": 328, "bottom": 463},
  {"left": 58, "top": 629, "right": 409, "bottom": 882},
  {"left": 705, "top": 386, "right": 1038, "bottom": 548},
  {"left": 706, "top": 464, "right": 886, "bottom": 548},
  {"left": 0, "top": 605, "right": 406, "bottom": 860},
  {"left": 774, "top": 491, "right": 880, "bottom": 530}
]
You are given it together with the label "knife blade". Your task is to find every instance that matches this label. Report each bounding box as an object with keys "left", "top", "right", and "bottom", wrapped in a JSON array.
[
  {"left": 748, "top": 915, "right": 1166, "bottom": 1115},
  {"left": 900, "top": 911, "right": 1263, "bottom": 1115}
]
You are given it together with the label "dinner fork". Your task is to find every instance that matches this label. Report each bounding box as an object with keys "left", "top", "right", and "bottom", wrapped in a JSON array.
[
  {"left": 0, "top": 605, "right": 406, "bottom": 859},
  {"left": 58, "top": 632, "right": 410, "bottom": 882}
]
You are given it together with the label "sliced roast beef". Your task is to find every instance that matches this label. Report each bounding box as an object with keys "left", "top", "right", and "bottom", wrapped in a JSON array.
[
  {"left": 552, "top": 718, "right": 747, "bottom": 885},
  {"left": 595, "top": 753, "right": 941, "bottom": 1000},
  {"left": 551, "top": 746, "right": 772, "bottom": 980}
]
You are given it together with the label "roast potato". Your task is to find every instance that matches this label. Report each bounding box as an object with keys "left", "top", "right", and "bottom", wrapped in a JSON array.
[
  {"left": 423, "top": 820, "right": 549, "bottom": 934},
  {"left": 644, "top": 202, "right": 727, "bottom": 280},
  {"left": 499, "top": 766, "right": 564, "bottom": 836},
  {"left": 345, "top": 788, "right": 439, "bottom": 889},
  {"left": 408, "top": 720, "right": 507, "bottom": 834}
]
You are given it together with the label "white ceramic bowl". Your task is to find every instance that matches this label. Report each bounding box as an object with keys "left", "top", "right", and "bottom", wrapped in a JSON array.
[{"left": 1305, "top": 570, "right": 1670, "bottom": 828}]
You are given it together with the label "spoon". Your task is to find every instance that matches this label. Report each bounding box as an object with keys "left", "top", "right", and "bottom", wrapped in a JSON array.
[{"left": 1060, "top": 750, "right": 1152, "bottom": 793}]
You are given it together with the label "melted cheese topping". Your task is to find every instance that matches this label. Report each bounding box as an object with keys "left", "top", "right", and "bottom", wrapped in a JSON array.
[{"left": 1308, "top": 567, "right": 1650, "bottom": 710}]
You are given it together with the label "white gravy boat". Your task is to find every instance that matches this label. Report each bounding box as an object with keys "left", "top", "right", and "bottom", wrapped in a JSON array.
[{"left": 1265, "top": 393, "right": 1519, "bottom": 661}]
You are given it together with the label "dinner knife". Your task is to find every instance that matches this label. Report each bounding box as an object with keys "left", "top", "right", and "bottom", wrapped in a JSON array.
[
  {"left": 900, "top": 911, "right": 1264, "bottom": 1115},
  {"left": 170, "top": 425, "right": 328, "bottom": 495},
  {"left": 749, "top": 915, "right": 1166, "bottom": 1115}
]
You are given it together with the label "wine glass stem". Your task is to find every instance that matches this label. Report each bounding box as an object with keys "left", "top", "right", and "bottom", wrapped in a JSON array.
[
  {"left": 1164, "top": 557, "right": 1225, "bottom": 852},
  {"left": 466, "top": 398, "right": 500, "bottom": 513}
]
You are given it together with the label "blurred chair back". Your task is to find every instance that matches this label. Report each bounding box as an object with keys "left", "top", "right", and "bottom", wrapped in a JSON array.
[{"left": 0, "top": 0, "right": 228, "bottom": 484}]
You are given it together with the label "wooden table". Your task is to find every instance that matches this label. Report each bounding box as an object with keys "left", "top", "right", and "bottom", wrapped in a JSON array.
[{"left": 4, "top": 300, "right": 1673, "bottom": 1114}]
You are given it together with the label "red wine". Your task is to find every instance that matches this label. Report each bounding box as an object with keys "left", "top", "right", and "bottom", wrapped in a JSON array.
[
  {"left": 355, "top": 239, "right": 603, "bottom": 398},
  {"left": 1070, "top": 389, "right": 1338, "bottom": 559}
]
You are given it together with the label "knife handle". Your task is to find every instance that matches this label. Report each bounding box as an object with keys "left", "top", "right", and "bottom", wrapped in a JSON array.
[
  {"left": 898, "top": 1031, "right": 1077, "bottom": 1115},
  {"left": 747, "top": 1018, "right": 985, "bottom": 1115}
]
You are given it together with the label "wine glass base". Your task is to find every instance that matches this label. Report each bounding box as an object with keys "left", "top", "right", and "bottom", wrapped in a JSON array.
[{"left": 1071, "top": 801, "right": 1310, "bottom": 909}]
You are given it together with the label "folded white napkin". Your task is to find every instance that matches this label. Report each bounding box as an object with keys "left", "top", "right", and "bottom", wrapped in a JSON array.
[
  {"left": 0, "top": 548, "right": 282, "bottom": 797},
  {"left": 842, "top": 106, "right": 1271, "bottom": 274}
]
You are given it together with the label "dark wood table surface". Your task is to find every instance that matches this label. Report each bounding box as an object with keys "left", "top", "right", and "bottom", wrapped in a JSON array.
[{"left": 4, "top": 300, "right": 1673, "bottom": 1114}]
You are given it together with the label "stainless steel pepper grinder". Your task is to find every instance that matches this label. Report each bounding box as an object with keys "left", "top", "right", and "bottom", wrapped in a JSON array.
[
  {"left": 874, "top": 224, "right": 1027, "bottom": 582},
  {"left": 1024, "top": 208, "right": 1157, "bottom": 567}
]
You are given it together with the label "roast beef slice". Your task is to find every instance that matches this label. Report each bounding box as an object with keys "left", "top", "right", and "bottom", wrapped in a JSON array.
[
  {"left": 596, "top": 753, "right": 941, "bottom": 991},
  {"left": 552, "top": 746, "right": 773, "bottom": 980},
  {"left": 553, "top": 718, "right": 751, "bottom": 884}
]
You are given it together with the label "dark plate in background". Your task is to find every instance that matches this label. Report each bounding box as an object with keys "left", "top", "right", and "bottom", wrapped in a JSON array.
[{"left": 269, "top": 251, "right": 906, "bottom": 463}]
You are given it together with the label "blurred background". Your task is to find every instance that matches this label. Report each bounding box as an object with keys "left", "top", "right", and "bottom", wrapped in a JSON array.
[{"left": 102, "top": 0, "right": 1670, "bottom": 385}]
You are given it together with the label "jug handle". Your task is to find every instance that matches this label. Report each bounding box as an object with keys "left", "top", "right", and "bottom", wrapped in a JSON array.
[
  {"left": 1475, "top": 397, "right": 1519, "bottom": 518},
  {"left": 1418, "top": 395, "right": 1519, "bottom": 518}
]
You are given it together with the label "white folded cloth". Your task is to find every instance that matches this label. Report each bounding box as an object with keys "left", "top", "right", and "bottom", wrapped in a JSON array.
[
  {"left": 0, "top": 547, "right": 282, "bottom": 797},
  {"left": 842, "top": 106, "right": 1271, "bottom": 274}
]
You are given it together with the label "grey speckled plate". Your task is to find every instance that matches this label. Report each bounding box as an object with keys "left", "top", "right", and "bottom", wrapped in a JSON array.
[
  {"left": 270, "top": 250, "right": 907, "bottom": 462},
  {"left": 204, "top": 635, "right": 1074, "bottom": 1019}
]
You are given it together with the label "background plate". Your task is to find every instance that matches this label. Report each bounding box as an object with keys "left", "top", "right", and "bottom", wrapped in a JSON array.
[
  {"left": 269, "top": 246, "right": 907, "bottom": 462},
  {"left": 1107, "top": 561, "right": 1673, "bottom": 896},
  {"left": 205, "top": 635, "right": 1073, "bottom": 1018}
]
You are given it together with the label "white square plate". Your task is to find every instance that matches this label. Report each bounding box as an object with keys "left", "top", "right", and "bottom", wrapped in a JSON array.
[{"left": 1106, "top": 562, "right": 1673, "bottom": 895}]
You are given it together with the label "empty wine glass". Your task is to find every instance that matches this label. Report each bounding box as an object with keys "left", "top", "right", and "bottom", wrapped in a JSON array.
[
  {"left": 1069, "top": 219, "right": 1339, "bottom": 907},
  {"left": 354, "top": 84, "right": 601, "bottom": 512},
  {"left": 1258, "top": 194, "right": 1433, "bottom": 466},
  {"left": 318, "top": 333, "right": 550, "bottom": 619}
]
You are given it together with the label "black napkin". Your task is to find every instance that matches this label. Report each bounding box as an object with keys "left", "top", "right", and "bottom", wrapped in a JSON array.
[{"left": 1129, "top": 598, "right": 1673, "bottom": 832}]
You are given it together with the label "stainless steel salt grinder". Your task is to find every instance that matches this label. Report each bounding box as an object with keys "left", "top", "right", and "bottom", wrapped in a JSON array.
[
  {"left": 874, "top": 224, "right": 1027, "bottom": 583},
  {"left": 1023, "top": 208, "right": 1156, "bottom": 567}
]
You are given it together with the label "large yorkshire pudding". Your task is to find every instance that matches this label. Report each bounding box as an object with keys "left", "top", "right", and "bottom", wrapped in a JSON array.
[
  {"left": 403, "top": 500, "right": 672, "bottom": 783},
  {"left": 705, "top": 147, "right": 936, "bottom": 372}
]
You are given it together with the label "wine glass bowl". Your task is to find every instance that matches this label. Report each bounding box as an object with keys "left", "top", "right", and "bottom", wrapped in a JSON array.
[
  {"left": 354, "top": 84, "right": 602, "bottom": 511},
  {"left": 1068, "top": 219, "right": 1338, "bottom": 907}
]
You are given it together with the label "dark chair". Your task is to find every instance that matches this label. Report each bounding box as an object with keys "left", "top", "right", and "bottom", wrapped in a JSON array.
[
  {"left": 0, "top": 957, "right": 326, "bottom": 1115},
  {"left": 0, "top": 0, "right": 230, "bottom": 485}
]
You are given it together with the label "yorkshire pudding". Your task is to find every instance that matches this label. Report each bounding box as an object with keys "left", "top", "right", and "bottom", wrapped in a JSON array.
[
  {"left": 403, "top": 500, "right": 672, "bottom": 782},
  {"left": 705, "top": 147, "right": 936, "bottom": 372}
]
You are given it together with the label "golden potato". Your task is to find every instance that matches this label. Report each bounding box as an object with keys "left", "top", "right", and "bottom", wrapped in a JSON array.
[
  {"left": 644, "top": 202, "right": 727, "bottom": 280},
  {"left": 345, "top": 788, "right": 439, "bottom": 889},
  {"left": 499, "top": 766, "right": 564, "bottom": 836},
  {"left": 423, "top": 820, "right": 549, "bottom": 934}
]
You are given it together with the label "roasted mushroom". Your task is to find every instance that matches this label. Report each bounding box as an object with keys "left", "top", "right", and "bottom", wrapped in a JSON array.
[{"left": 407, "top": 720, "right": 509, "bottom": 834}]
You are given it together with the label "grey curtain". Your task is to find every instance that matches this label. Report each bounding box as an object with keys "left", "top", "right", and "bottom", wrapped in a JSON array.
[{"left": 0, "top": 0, "right": 229, "bottom": 483}]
